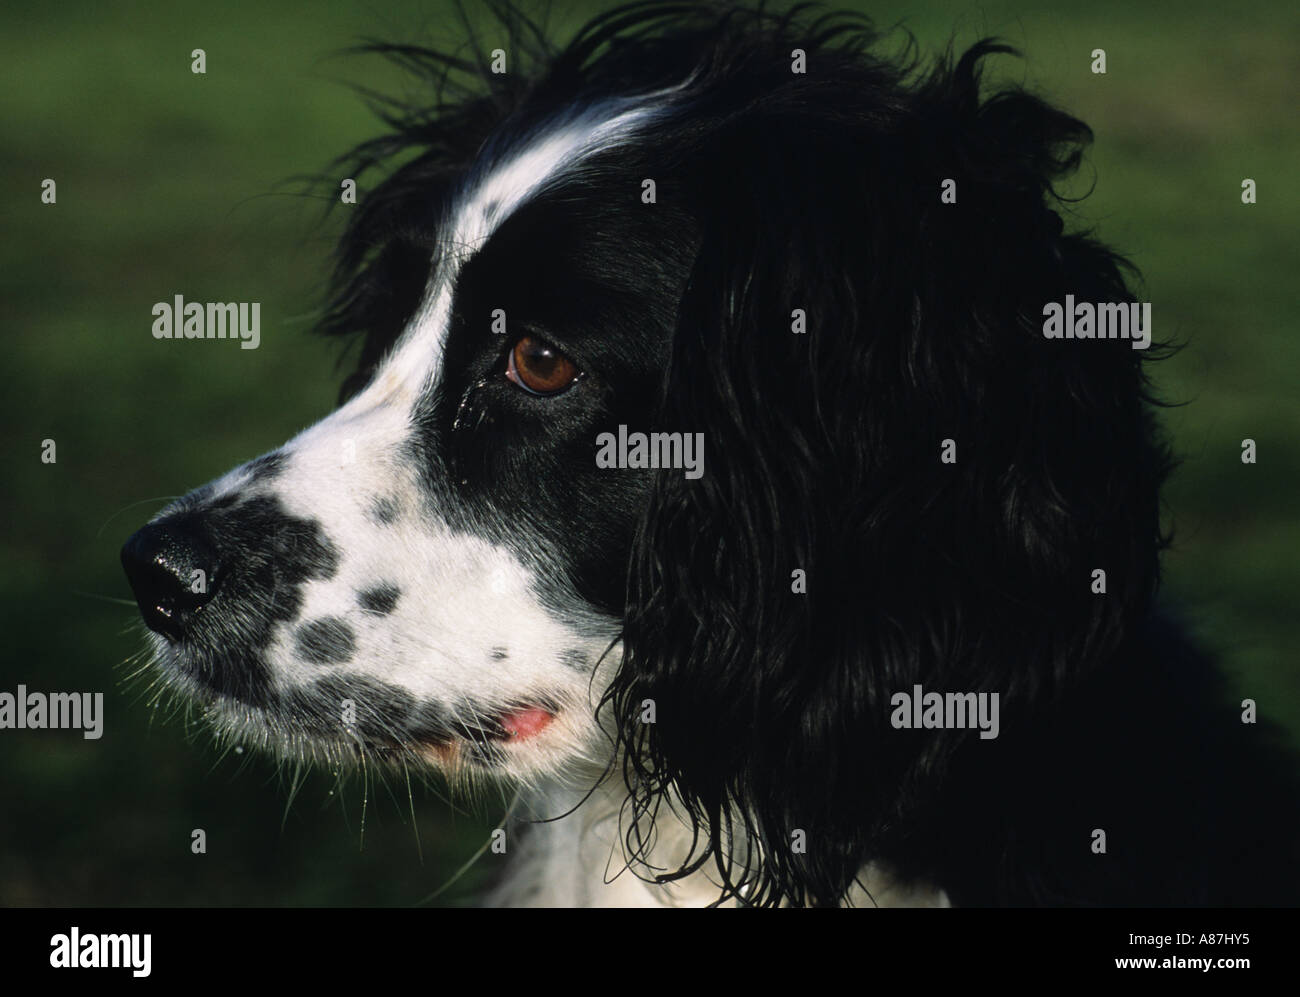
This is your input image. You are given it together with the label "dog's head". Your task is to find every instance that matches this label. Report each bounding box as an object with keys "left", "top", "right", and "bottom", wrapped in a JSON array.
[{"left": 122, "top": 4, "right": 1171, "bottom": 904}]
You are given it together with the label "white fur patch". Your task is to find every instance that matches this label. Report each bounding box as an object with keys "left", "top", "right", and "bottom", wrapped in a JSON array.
[
  {"left": 488, "top": 776, "right": 954, "bottom": 908},
  {"left": 383, "top": 99, "right": 669, "bottom": 398}
]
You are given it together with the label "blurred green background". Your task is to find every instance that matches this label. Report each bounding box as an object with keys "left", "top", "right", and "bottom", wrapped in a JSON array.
[{"left": 2, "top": 0, "right": 1296, "bottom": 905}]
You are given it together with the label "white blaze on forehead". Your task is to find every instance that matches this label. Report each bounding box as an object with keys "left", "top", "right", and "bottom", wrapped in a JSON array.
[
  {"left": 453, "top": 101, "right": 663, "bottom": 255},
  {"left": 279, "top": 100, "right": 665, "bottom": 465},
  {"left": 376, "top": 98, "right": 667, "bottom": 400}
]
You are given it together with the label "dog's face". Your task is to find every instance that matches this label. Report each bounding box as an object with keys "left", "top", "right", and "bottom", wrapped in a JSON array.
[
  {"left": 122, "top": 6, "right": 1170, "bottom": 903},
  {"left": 121, "top": 101, "right": 699, "bottom": 780}
]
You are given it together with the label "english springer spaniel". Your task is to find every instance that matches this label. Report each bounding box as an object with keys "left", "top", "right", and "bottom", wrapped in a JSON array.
[{"left": 120, "top": 1, "right": 1299, "bottom": 906}]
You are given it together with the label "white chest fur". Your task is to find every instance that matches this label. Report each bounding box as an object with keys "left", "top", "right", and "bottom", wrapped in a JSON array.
[{"left": 484, "top": 777, "right": 950, "bottom": 908}]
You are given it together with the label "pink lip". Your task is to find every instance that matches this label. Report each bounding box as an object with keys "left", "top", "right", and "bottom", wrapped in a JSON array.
[{"left": 499, "top": 706, "right": 554, "bottom": 740}]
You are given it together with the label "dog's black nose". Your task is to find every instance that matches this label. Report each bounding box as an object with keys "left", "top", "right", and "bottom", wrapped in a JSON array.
[{"left": 121, "top": 518, "right": 221, "bottom": 640}]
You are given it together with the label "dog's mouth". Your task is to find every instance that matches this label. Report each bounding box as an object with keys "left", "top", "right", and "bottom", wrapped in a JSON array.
[
  {"left": 168, "top": 658, "right": 565, "bottom": 767},
  {"left": 360, "top": 703, "right": 557, "bottom": 762},
  {"left": 493, "top": 705, "right": 556, "bottom": 740}
]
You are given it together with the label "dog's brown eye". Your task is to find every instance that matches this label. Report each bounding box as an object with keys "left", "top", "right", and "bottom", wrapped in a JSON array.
[{"left": 506, "top": 336, "right": 579, "bottom": 396}]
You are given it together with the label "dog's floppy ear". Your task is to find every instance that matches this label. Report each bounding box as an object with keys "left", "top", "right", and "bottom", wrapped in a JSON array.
[{"left": 605, "top": 43, "right": 1173, "bottom": 906}]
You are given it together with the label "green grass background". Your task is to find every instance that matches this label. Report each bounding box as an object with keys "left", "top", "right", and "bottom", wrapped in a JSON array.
[{"left": 2, "top": 0, "right": 1296, "bottom": 905}]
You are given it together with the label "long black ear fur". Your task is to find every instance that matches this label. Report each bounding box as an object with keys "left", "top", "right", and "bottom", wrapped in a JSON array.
[{"left": 605, "top": 25, "right": 1298, "bottom": 907}]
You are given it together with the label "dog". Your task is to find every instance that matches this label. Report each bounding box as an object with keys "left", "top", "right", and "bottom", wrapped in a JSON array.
[{"left": 121, "top": 1, "right": 1299, "bottom": 906}]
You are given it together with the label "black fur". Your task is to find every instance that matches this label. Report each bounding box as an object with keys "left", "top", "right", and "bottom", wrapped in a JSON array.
[{"left": 315, "top": 1, "right": 1299, "bottom": 906}]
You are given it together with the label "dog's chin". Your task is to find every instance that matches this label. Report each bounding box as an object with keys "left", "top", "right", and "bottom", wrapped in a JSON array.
[{"left": 140, "top": 633, "right": 584, "bottom": 781}]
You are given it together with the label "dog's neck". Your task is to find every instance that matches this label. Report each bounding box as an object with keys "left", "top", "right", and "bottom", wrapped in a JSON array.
[
  {"left": 483, "top": 769, "right": 718, "bottom": 907},
  {"left": 484, "top": 771, "right": 951, "bottom": 908}
]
